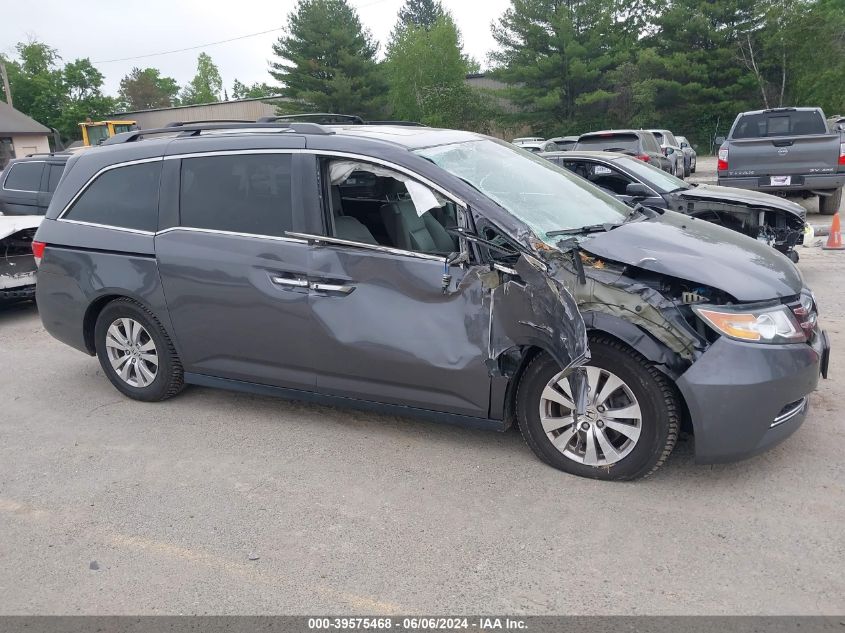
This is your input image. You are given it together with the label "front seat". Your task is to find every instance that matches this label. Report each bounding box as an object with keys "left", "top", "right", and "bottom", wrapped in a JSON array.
[
  {"left": 379, "top": 180, "right": 454, "bottom": 253},
  {"left": 330, "top": 185, "right": 378, "bottom": 245}
]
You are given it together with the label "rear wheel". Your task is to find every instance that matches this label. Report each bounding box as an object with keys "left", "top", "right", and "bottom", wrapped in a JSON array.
[
  {"left": 690, "top": 157, "right": 697, "bottom": 173},
  {"left": 684, "top": 158, "right": 691, "bottom": 177},
  {"left": 94, "top": 298, "right": 184, "bottom": 402},
  {"left": 819, "top": 188, "right": 842, "bottom": 215},
  {"left": 515, "top": 338, "right": 680, "bottom": 480}
]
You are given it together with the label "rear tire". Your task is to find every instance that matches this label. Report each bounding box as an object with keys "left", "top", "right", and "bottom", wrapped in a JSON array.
[
  {"left": 819, "top": 188, "right": 842, "bottom": 215},
  {"left": 690, "top": 158, "right": 696, "bottom": 174},
  {"left": 515, "top": 338, "right": 680, "bottom": 480},
  {"left": 684, "top": 159, "right": 691, "bottom": 178},
  {"left": 94, "top": 298, "right": 185, "bottom": 402}
]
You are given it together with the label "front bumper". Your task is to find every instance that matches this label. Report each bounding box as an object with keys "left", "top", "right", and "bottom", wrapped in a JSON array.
[
  {"left": 717, "top": 173, "right": 845, "bottom": 193},
  {"left": 676, "top": 330, "right": 828, "bottom": 464}
]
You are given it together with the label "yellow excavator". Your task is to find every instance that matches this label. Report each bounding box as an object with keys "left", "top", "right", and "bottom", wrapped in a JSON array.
[{"left": 79, "top": 120, "right": 138, "bottom": 146}]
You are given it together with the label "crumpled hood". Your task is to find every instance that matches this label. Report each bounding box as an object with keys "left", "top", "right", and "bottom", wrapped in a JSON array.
[
  {"left": 677, "top": 184, "right": 807, "bottom": 221},
  {"left": 578, "top": 210, "right": 804, "bottom": 302},
  {"left": 0, "top": 214, "right": 43, "bottom": 240}
]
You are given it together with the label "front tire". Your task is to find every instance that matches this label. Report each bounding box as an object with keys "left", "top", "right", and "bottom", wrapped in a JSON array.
[
  {"left": 515, "top": 337, "right": 680, "bottom": 480},
  {"left": 94, "top": 298, "right": 185, "bottom": 402}
]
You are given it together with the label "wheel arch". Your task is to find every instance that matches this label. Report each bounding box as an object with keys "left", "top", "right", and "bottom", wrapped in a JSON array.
[{"left": 83, "top": 292, "right": 175, "bottom": 356}]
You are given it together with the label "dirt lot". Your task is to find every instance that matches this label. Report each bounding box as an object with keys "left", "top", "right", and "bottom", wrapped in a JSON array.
[{"left": 1, "top": 159, "right": 843, "bottom": 615}]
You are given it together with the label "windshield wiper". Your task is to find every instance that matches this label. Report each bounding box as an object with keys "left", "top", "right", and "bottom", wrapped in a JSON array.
[{"left": 546, "top": 223, "right": 619, "bottom": 237}]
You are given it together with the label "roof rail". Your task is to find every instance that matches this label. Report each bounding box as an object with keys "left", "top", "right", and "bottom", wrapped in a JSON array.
[
  {"left": 366, "top": 120, "right": 427, "bottom": 127},
  {"left": 164, "top": 119, "right": 254, "bottom": 127},
  {"left": 103, "top": 121, "right": 333, "bottom": 145},
  {"left": 24, "top": 152, "right": 71, "bottom": 158},
  {"left": 258, "top": 113, "right": 366, "bottom": 125}
]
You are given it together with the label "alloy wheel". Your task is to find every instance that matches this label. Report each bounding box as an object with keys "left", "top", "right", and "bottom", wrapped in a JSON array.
[
  {"left": 539, "top": 365, "right": 642, "bottom": 466},
  {"left": 105, "top": 317, "right": 159, "bottom": 388}
]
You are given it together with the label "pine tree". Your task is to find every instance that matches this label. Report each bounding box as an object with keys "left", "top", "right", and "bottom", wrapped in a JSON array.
[
  {"left": 397, "top": 0, "right": 444, "bottom": 29},
  {"left": 270, "top": 0, "right": 387, "bottom": 118},
  {"left": 180, "top": 53, "right": 223, "bottom": 105}
]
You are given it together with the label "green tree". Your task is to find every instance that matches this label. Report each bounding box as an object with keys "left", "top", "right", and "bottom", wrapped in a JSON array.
[
  {"left": 270, "top": 0, "right": 386, "bottom": 117},
  {"left": 396, "top": 0, "right": 444, "bottom": 29},
  {"left": 490, "top": 0, "right": 635, "bottom": 134},
  {"left": 231, "top": 79, "right": 277, "bottom": 99},
  {"left": 118, "top": 67, "right": 180, "bottom": 111},
  {"left": 0, "top": 42, "right": 115, "bottom": 141},
  {"left": 181, "top": 52, "right": 223, "bottom": 105},
  {"left": 0, "top": 42, "right": 65, "bottom": 132},
  {"left": 386, "top": 14, "right": 490, "bottom": 128},
  {"left": 57, "top": 58, "right": 116, "bottom": 139}
]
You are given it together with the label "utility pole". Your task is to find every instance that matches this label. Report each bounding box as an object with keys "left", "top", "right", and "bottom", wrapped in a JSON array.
[{"left": 0, "top": 60, "right": 12, "bottom": 108}]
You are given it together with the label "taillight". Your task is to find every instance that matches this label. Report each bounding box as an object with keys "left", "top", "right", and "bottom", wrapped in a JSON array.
[
  {"left": 31, "top": 240, "right": 46, "bottom": 266},
  {"left": 717, "top": 146, "right": 729, "bottom": 171},
  {"left": 636, "top": 154, "right": 650, "bottom": 162},
  {"left": 838, "top": 142, "right": 845, "bottom": 165}
]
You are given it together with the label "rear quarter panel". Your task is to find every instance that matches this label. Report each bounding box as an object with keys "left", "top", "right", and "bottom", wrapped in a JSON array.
[{"left": 35, "top": 219, "right": 174, "bottom": 355}]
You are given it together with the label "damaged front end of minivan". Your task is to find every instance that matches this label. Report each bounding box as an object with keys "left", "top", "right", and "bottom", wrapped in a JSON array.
[{"left": 0, "top": 216, "right": 41, "bottom": 302}]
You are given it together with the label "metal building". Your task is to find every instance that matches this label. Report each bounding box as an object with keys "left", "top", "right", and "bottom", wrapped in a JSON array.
[{"left": 112, "top": 96, "right": 289, "bottom": 129}]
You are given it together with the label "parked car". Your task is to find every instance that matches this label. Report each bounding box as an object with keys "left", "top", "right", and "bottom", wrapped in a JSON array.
[
  {"left": 511, "top": 137, "right": 545, "bottom": 146},
  {"left": 0, "top": 153, "right": 70, "bottom": 216},
  {"left": 541, "top": 150, "right": 807, "bottom": 261},
  {"left": 717, "top": 107, "right": 845, "bottom": 214},
  {"left": 826, "top": 115, "right": 845, "bottom": 132},
  {"left": 513, "top": 139, "right": 557, "bottom": 153},
  {"left": 547, "top": 136, "right": 579, "bottom": 152},
  {"left": 34, "top": 121, "right": 828, "bottom": 480},
  {"left": 647, "top": 129, "right": 685, "bottom": 178},
  {"left": 574, "top": 130, "right": 671, "bottom": 173},
  {"left": 676, "top": 135, "right": 697, "bottom": 176},
  {"left": 0, "top": 214, "right": 41, "bottom": 302},
  {"left": 0, "top": 154, "right": 68, "bottom": 302}
]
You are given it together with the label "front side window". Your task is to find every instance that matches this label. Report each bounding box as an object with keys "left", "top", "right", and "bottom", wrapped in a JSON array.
[
  {"left": 416, "top": 139, "right": 629, "bottom": 244},
  {"left": 179, "top": 154, "right": 293, "bottom": 237},
  {"left": 64, "top": 161, "right": 161, "bottom": 231},
  {"left": 4, "top": 162, "right": 43, "bottom": 191},
  {"left": 322, "top": 158, "right": 458, "bottom": 255}
]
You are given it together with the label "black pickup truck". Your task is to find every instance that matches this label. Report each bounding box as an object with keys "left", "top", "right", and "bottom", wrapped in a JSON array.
[{"left": 717, "top": 107, "right": 845, "bottom": 214}]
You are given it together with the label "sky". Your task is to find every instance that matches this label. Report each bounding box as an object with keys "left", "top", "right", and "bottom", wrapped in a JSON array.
[{"left": 1, "top": 0, "right": 512, "bottom": 97}]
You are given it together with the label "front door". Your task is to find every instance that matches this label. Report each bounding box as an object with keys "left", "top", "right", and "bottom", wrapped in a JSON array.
[
  {"left": 155, "top": 150, "right": 318, "bottom": 391},
  {"left": 304, "top": 156, "right": 491, "bottom": 417},
  {"left": 308, "top": 244, "right": 491, "bottom": 417}
]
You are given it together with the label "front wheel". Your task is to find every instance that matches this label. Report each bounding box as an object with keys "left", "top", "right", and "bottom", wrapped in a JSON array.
[
  {"left": 515, "top": 337, "right": 680, "bottom": 480},
  {"left": 94, "top": 298, "right": 185, "bottom": 402}
]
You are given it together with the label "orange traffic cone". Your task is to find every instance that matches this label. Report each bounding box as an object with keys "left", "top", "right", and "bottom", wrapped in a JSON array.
[{"left": 823, "top": 213, "right": 844, "bottom": 250}]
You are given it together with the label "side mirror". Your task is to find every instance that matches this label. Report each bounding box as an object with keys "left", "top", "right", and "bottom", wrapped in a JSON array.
[
  {"left": 680, "top": 142, "right": 688, "bottom": 148},
  {"left": 715, "top": 136, "right": 726, "bottom": 145},
  {"left": 626, "top": 182, "right": 651, "bottom": 198}
]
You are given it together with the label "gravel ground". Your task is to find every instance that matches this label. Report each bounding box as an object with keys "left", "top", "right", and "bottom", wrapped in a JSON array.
[{"left": 1, "top": 159, "right": 843, "bottom": 615}]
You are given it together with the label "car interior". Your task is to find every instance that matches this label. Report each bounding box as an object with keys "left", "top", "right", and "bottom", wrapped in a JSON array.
[
  {"left": 322, "top": 159, "right": 461, "bottom": 255},
  {"left": 558, "top": 158, "right": 637, "bottom": 196}
]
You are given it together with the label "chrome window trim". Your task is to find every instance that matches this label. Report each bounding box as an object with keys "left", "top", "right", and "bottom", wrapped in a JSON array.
[
  {"left": 285, "top": 231, "right": 446, "bottom": 262},
  {"left": 156, "top": 226, "right": 307, "bottom": 244},
  {"left": 163, "top": 148, "right": 467, "bottom": 209},
  {"left": 2, "top": 160, "right": 46, "bottom": 193},
  {"left": 58, "top": 218, "right": 155, "bottom": 236},
  {"left": 56, "top": 156, "right": 164, "bottom": 221}
]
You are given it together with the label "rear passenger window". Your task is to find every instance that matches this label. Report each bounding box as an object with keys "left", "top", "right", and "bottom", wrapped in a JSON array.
[
  {"left": 47, "top": 164, "right": 64, "bottom": 192},
  {"left": 64, "top": 161, "right": 161, "bottom": 232},
  {"left": 4, "top": 162, "right": 44, "bottom": 191},
  {"left": 179, "top": 154, "right": 293, "bottom": 237}
]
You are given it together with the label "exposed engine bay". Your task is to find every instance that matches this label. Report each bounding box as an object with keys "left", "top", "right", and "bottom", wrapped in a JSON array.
[{"left": 684, "top": 200, "right": 805, "bottom": 260}]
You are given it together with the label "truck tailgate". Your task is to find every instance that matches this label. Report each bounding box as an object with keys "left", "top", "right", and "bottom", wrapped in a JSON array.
[{"left": 726, "top": 134, "right": 841, "bottom": 176}]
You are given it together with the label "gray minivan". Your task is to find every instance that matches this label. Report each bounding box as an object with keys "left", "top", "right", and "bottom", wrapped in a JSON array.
[{"left": 34, "top": 122, "right": 828, "bottom": 480}]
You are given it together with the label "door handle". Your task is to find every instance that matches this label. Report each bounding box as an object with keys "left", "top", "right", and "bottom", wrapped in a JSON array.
[
  {"left": 271, "top": 276, "right": 309, "bottom": 288},
  {"left": 311, "top": 282, "right": 355, "bottom": 294}
]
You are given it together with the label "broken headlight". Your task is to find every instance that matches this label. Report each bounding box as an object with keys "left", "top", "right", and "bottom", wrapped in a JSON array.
[{"left": 692, "top": 303, "right": 806, "bottom": 344}]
